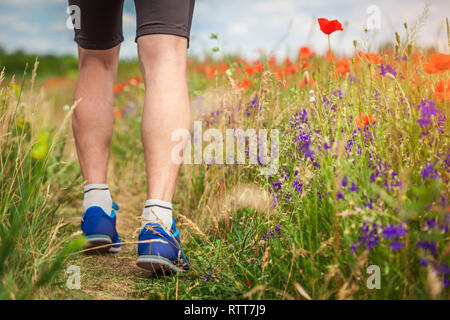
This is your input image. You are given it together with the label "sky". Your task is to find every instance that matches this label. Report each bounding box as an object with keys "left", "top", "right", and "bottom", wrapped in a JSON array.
[{"left": 0, "top": 0, "right": 448, "bottom": 60}]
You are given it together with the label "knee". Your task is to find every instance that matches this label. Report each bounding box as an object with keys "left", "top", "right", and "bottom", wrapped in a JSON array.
[
  {"left": 78, "top": 46, "right": 120, "bottom": 73},
  {"left": 138, "top": 35, "right": 187, "bottom": 74}
]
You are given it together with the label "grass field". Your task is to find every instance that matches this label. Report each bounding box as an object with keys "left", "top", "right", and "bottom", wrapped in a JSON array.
[{"left": 0, "top": 21, "right": 449, "bottom": 300}]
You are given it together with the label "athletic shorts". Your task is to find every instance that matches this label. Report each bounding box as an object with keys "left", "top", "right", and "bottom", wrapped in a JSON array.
[{"left": 68, "top": 0, "right": 195, "bottom": 50}]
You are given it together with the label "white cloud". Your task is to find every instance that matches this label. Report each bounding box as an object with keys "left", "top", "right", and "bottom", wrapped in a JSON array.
[
  {"left": 0, "top": 15, "right": 40, "bottom": 33},
  {"left": 123, "top": 11, "right": 136, "bottom": 30}
]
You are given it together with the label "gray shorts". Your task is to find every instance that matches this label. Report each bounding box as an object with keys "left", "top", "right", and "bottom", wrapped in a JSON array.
[{"left": 68, "top": 0, "right": 195, "bottom": 49}]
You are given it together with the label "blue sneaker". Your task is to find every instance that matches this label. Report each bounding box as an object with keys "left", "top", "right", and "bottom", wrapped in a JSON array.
[
  {"left": 81, "top": 202, "right": 121, "bottom": 253},
  {"left": 136, "top": 219, "right": 190, "bottom": 274}
]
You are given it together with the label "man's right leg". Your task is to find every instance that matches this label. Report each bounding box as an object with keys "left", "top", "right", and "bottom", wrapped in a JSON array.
[
  {"left": 73, "top": 46, "right": 122, "bottom": 253},
  {"left": 72, "top": 45, "right": 119, "bottom": 185},
  {"left": 68, "top": 0, "right": 125, "bottom": 252}
]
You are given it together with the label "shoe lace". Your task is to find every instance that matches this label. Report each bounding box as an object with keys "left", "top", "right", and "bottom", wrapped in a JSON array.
[
  {"left": 170, "top": 222, "right": 190, "bottom": 266},
  {"left": 111, "top": 202, "right": 120, "bottom": 216}
]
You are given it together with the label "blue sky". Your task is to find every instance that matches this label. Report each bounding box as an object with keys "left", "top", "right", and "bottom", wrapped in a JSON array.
[{"left": 0, "top": 0, "right": 448, "bottom": 59}]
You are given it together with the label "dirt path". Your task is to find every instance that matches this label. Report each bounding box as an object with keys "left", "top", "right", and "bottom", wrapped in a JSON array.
[{"left": 61, "top": 182, "right": 152, "bottom": 299}]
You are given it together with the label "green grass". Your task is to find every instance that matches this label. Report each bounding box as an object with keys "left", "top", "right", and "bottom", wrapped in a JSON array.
[{"left": 0, "top": 64, "right": 86, "bottom": 299}]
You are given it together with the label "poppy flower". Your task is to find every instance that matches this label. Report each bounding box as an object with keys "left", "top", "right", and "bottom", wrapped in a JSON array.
[
  {"left": 358, "top": 52, "right": 382, "bottom": 65},
  {"left": 298, "top": 77, "right": 314, "bottom": 88},
  {"left": 284, "top": 64, "right": 300, "bottom": 75},
  {"left": 433, "top": 78, "right": 450, "bottom": 101},
  {"left": 275, "top": 68, "right": 283, "bottom": 80},
  {"left": 318, "top": 18, "right": 343, "bottom": 35},
  {"left": 237, "top": 78, "right": 252, "bottom": 90},
  {"left": 269, "top": 55, "right": 277, "bottom": 69},
  {"left": 424, "top": 53, "right": 450, "bottom": 74},
  {"left": 128, "top": 76, "right": 141, "bottom": 85},
  {"left": 253, "top": 61, "right": 263, "bottom": 73},
  {"left": 325, "top": 50, "right": 336, "bottom": 62},
  {"left": 114, "top": 108, "right": 123, "bottom": 118},
  {"left": 218, "top": 63, "right": 229, "bottom": 73},
  {"left": 334, "top": 58, "right": 349, "bottom": 76},
  {"left": 207, "top": 66, "right": 217, "bottom": 78},
  {"left": 196, "top": 64, "right": 206, "bottom": 74},
  {"left": 114, "top": 83, "right": 125, "bottom": 93},
  {"left": 355, "top": 113, "right": 376, "bottom": 128},
  {"left": 244, "top": 66, "right": 254, "bottom": 75},
  {"left": 298, "top": 46, "right": 315, "bottom": 60},
  {"left": 245, "top": 279, "right": 251, "bottom": 287}
]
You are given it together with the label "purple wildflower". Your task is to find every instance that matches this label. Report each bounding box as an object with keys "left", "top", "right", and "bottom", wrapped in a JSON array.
[
  {"left": 203, "top": 272, "right": 213, "bottom": 281},
  {"left": 389, "top": 239, "right": 405, "bottom": 251},
  {"left": 421, "top": 163, "right": 439, "bottom": 180},
  {"left": 382, "top": 223, "right": 408, "bottom": 239},
  {"left": 380, "top": 64, "right": 397, "bottom": 77},
  {"left": 341, "top": 176, "right": 348, "bottom": 188},
  {"left": 426, "top": 218, "right": 436, "bottom": 230},
  {"left": 417, "top": 240, "right": 438, "bottom": 254},
  {"left": 416, "top": 99, "right": 446, "bottom": 135}
]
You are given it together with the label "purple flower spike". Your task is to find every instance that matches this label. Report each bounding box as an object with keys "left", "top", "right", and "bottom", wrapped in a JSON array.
[
  {"left": 203, "top": 272, "right": 213, "bottom": 281},
  {"left": 380, "top": 64, "right": 397, "bottom": 77},
  {"left": 389, "top": 239, "right": 405, "bottom": 251}
]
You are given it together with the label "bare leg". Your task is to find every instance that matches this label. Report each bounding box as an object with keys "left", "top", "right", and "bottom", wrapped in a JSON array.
[
  {"left": 137, "top": 35, "right": 189, "bottom": 202},
  {"left": 72, "top": 45, "right": 120, "bottom": 184}
]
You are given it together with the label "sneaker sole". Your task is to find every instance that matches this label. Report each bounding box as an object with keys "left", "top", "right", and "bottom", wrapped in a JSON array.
[
  {"left": 85, "top": 234, "right": 121, "bottom": 254},
  {"left": 136, "top": 255, "right": 184, "bottom": 274}
]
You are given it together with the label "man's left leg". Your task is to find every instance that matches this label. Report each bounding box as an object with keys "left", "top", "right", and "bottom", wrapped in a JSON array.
[{"left": 136, "top": 34, "right": 191, "bottom": 273}]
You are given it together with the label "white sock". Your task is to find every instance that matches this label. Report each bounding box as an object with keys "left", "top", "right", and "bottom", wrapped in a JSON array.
[
  {"left": 83, "top": 184, "right": 113, "bottom": 216},
  {"left": 141, "top": 199, "right": 173, "bottom": 233}
]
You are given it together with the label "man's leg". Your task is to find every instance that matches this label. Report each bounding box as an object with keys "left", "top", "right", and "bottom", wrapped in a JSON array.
[
  {"left": 72, "top": 45, "right": 120, "bottom": 215},
  {"left": 137, "top": 35, "right": 190, "bottom": 231}
]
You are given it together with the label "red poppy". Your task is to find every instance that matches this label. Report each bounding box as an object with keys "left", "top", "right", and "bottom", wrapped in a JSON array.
[
  {"left": 334, "top": 58, "right": 349, "bottom": 76},
  {"left": 358, "top": 52, "right": 382, "bottom": 65},
  {"left": 298, "top": 46, "right": 315, "bottom": 60},
  {"left": 298, "top": 77, "right": 314, "bottom": 88},
  {"left": 424, "top": 53, "right": 450, "bottom": 74},
  {"left": 207, "top": 66, "right": 217, "bottom": 78},
  {"left": 218, "top": 63, "right": 229, "bottom": 73},
  {"left": 113, "top": 108, "right": 123, "bottom": 118},
  {"left": 114, "top": 83, "right": 125, "bottom": 93},
  {"left": 269, "top": 55, "right": 277, "bottom": 69},
  {"left": 433, "top": 78, "right": 450, "bottom": 101},
  {"left": 245, "top": 279, "right": 251, "bottom": 287},
  {"left": 284, "top": 64, "right": 300, "bottom": 75},
  {"left": 318, "top": 18, "right": 343, "bottom": 35},
  {"left": 237, "top": 78, "right": 252, "bottom": 90},
  {"left": 325, "top": 50, "right": 336, "bottom": 62},
  {"left": 355, "top": 113, "right": 376, "bottom": 129},
  {"left": 275, "top": 68, "right": 283, "bottom": 80},
  {"left": 128, "top": 76, "right": 141, "bottom": 85},
  {"left": 253, "top": 61, "right": 263, "bottom": 73},
  {"left": 244, "top": 66, "right": 254, "bottom": 75}
]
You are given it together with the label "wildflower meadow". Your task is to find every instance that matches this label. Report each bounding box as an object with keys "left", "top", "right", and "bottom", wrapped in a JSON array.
[{"left": 0, "top": 12, "right": 449, "bottom": 300}]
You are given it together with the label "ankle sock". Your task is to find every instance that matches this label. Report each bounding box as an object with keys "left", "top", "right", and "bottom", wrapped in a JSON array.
[
  {"left": 83, "top": 184, "right": 113, "bottom": 216},
  {"left": 141, "top": 199, "right": 173, "bottom": 233}
]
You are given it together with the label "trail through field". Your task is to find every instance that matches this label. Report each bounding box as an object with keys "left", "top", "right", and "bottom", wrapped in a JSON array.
[{"left": 63, "top": 180, "right": 153, "bottom": 299}]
